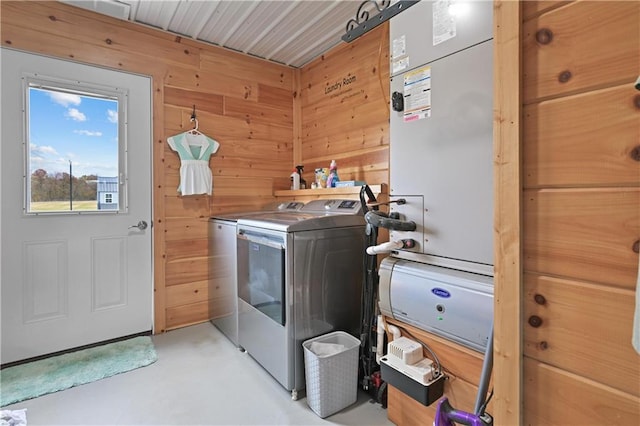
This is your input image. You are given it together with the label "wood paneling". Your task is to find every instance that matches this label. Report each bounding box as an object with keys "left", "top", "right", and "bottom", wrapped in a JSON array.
[
  {"left": 199, "top": 49, "right": 293, "bottom": 89},
  {"left": 166, "top": 296, "right": 236, "bottom": 330},
  {"left": 152, "top": 70, "right": 168, "bottom": 333},
  {"left": 165, "top": 280, "right": 210, "bottom": 308},
  {"left": 0, "top": 2, "right": 198, "bottom": 72},
  {"left": 165, "top": 257, "right": 209, "bottom": 287},
  {"left": 211, "top": 177, "right": 275, "bottom": 197},
  {"left": 299, "top": 24, "right": 389, "bottom": 187},
  {"left": 165, "top": 239, "right": 209, "bottom": 262},
  {"left": 208, "top": 195, "right": 279, "bottom": 215},
  {"left": 165, "top": 278, "right": 233, "bottom": 310},
  {"left": 165, "top": 64, "right": 259, "bottom": 102},
  {"left": 158, "top": 22, "right": 295, "bottom": 326},
  {"left": 164, "top": 218, "right": 210, "bottom": 242},
  {"left": 293, "top": 69, "right": 303, "bottom": 167},
  {"left": 521, "top": 1, "right": 640, "bottom": 424},
  {"left": 523, "top": 84, "right": 640, "bottom": 188},
  {"left": 224, "top": 96, "right": 293, "bottom": 126},
  {"left": 493, "top": 1, "right": 523, "bottom": 424},
  {"left": 164, "top": 195, "right": 211, "bottom": 219},
  {"left": 165, "top": 300, "right": 209, "bottom": 330},
  {"left": 258, "top": 84, "right": 294, "bottom": 110},
  {"left": 524, "top": 273, "right": 639, "bottom": 396},
  {"left": 303, "top": 122, "right": 388, "bottom": 160},
  {"left": 524, "top": 188, "right": 640, "bottom": 288},
  {"left": 523, "top": 1, "right": 640, "bottom": 102},
  {"left": 522, "top": 1, "right": 571, "bottom": 21},
  {"left": 164, "top": 87, "right": 224, "bottom": 116},
  {"left": 524, "top": 358, "right": 640, "bottom": 425}
]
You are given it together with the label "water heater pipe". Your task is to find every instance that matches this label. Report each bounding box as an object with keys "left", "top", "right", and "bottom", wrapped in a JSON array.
[{"left": 367, "top": 240, "right": 404, "bottom": 255}]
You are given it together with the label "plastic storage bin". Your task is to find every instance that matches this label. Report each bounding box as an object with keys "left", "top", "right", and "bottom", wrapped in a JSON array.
[{"left": 302, "top": 331, "right": 361, "bottom": 418}]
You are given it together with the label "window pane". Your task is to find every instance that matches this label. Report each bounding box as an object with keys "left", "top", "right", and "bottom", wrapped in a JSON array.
[{"left": 27, "top": 85, "right": 119, "bottom": 213}]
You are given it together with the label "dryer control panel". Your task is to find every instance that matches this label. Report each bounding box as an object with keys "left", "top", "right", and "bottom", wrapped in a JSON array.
[{"left": 301, "top": 199, "right": 363, "bottom": 215}]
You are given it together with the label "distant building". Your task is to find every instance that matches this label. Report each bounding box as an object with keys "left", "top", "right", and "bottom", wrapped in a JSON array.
[{"left": 97, "top": 176, "right": 118, "bottom": 210}]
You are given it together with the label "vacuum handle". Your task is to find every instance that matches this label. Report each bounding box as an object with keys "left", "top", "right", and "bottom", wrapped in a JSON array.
[{"left": 359, "top": 184, "right": 378, "bottom": 214}]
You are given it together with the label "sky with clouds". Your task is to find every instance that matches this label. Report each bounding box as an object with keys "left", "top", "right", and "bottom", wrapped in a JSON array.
[{"left": 28, "top": 87, "right": 119, "bottom": 178}]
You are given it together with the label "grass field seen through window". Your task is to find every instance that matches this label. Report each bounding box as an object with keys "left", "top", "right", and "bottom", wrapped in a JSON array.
[{"left": 30, "top": 201, "right": 99, "bottom": 212}]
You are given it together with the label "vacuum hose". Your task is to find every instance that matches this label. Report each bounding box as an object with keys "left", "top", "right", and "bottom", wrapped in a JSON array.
[{"left": 365, "top": 210, "right": 417, "bottom": 232}]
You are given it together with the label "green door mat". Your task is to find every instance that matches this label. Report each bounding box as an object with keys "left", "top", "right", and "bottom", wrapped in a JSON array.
[{"left": 1, "top": 336, "right": 157, "bottom": 407}]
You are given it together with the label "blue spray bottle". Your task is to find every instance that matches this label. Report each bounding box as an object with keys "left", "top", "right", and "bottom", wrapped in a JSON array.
[{"left": 326, "top": 160, "right": 339, "bottom": 188}]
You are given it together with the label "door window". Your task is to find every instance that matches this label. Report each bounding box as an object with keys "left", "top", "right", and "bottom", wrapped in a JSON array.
[
  {"left": 237, "top": 232, "right": 286, "bottom": 326},
  {"left": 24, "top": 76, "right": 127, "bottom": 214}
]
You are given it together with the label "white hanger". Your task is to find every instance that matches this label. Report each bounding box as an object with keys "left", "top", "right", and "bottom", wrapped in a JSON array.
[{"left": 188, "top": 117, "right": 202, "bottom": 135}]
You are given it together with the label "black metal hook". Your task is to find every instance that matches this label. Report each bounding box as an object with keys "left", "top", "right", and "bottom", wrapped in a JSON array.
[{"left": 189, "top": 105, "right": 200, "bottom": 131}]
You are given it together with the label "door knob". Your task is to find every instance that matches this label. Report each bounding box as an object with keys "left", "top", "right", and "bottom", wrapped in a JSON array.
[{"left": 128, "top": 220, "right": 148, "bottom": 230}]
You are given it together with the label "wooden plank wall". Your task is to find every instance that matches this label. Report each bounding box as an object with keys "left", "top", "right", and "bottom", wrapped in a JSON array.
[
  {"left": 298, "top": 25, "right": 390, "bottom": 188},
  {"left": 521, "top": 1, "right": 640, "bottom": 424},
  {"left": 493, "top": 1, "right": 522, "bottom": 423},
  {"left": 162, "top": 49, "right": 295, "bottom": 331},
  {"left": 0, "top": 1, "right": 296, "bottom": 332}
]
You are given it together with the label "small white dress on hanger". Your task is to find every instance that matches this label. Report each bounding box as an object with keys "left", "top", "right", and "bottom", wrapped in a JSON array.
[{"left": 167, "top": 130, "right": 220, "bottom": 196}]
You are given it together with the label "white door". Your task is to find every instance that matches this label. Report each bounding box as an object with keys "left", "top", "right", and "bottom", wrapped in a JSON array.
[{"left": 0, "top": 48, "right": 153, "bottom": 364}]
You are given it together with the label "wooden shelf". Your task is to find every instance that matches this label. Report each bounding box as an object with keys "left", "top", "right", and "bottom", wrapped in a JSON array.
[{"left": 274, "top": 183, "right": 386, "bottom": 197}]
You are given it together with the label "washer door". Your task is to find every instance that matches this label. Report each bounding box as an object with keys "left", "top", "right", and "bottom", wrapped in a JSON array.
[
  {"left": 237, "top": 230, "right": 286, "bottom": 325},
  {"left": 236, "top": 227, "right": 292, "bottom": 390}
]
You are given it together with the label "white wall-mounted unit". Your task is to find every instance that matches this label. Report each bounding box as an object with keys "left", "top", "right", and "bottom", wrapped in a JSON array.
[
  {"left": 379, "top": 257, "right": 493, "bottom": 352},
  {"left": 388, "top": 0, "right": 494, "bottom": 272},
  {"left": 381, "top": 0, "right": 495, "bottom": 352}
]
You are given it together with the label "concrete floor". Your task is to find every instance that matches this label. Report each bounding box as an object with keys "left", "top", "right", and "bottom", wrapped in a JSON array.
[{"left": 3, "top": 322, "right": 394, "bottom": 425}]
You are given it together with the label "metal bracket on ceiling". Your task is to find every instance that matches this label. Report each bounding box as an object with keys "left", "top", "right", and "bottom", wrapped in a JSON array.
[{"left": 342, "top": 0, "right": 419, "bottom": 43}]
